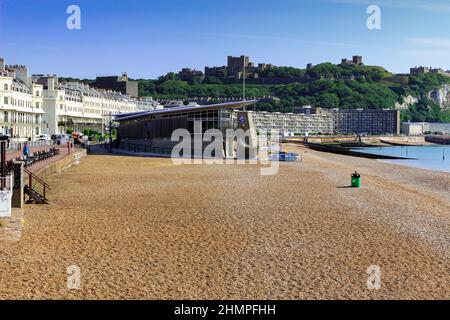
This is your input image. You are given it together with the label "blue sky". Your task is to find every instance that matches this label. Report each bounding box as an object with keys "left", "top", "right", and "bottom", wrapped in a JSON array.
[{"left": 1, "top": 0, "right": 450, "bottom": 79}]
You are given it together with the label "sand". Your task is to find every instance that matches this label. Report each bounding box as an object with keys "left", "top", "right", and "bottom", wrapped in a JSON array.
[{"left": 0, "top": 144, "right": 449, "bottom": 299}]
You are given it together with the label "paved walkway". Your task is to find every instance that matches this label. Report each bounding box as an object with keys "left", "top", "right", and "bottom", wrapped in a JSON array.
[{"left": 6, "top": 145, "right": 80, "bottom": 174}]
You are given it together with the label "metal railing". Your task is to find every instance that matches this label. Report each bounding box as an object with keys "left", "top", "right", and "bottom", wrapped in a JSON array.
[
  {"left": 7, "top": 140, "right": 54, "bottom": 151},
  {"left": 24, "top": 167, "right": 51, "bottom": 203},
  {"left": 11, "top": 148, "right": 61, "bottom": 168},
  {"left": 0, "top": 174, "right": 13, "bottom": 192}
]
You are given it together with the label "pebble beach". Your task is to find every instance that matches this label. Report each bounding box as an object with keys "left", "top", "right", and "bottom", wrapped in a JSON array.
[{"left": 0, "top": 144, "right": 449, "bottom": 299}]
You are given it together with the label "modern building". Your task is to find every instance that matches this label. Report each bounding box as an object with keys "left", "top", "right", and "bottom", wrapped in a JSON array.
[
  {"left": 0, "top": 58, "right": 45, "bottom": 142},
  {"left": 428, "top": 123, "right": 450, "bottom": 134},
  {"left": 401, "top": 122, "right": 430, "bottom": 136},
  {"left": 115, "top": 100, "right": 257, "bottom": 156},
  {"left": 91, "top": 73, "right": 139, "bottom": 98},
  {"left": 332, "top": 108, "right": 400, "bottom": 135},
  {"left": 40, "top": 76, "right": 162, "bottom": 135},
  {"left": 237, "top": 110, "right": 334, "bottom": 135},
  {"left": 402, "top": 122, "right": 450, "bottom": 135}
]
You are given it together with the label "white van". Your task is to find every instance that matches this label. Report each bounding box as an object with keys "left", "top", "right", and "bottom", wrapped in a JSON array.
[{"left": 36, "top": 134, "right": 49, "bottom": 141}]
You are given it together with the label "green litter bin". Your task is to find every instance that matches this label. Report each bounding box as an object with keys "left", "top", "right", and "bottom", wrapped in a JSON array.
[{"left": 351, "top": 172, "right": 361, "bottom": 188}]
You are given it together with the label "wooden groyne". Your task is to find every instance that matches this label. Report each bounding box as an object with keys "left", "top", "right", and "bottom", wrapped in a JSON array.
[
  {"left": 285, "top": 140, "right": 415, "bottom": 160},
  {"left": 425, "top": 136, "right": 450, "bottom": 145},
  {"left": 379, "top": 139, "right": 424, "bottom": 147}
]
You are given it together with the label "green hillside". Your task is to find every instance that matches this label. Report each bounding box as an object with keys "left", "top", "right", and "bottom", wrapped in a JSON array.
[{"left": 122, "top": 63, "right": 447, "bottom": 123}]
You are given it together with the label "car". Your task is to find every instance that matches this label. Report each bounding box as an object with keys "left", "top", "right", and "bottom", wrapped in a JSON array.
[
  {"left": 36, "top": 134, "right": 49, "bottom": 141},
  {"left": 50, "top": 134, "right": 68, "bottom": 145}
]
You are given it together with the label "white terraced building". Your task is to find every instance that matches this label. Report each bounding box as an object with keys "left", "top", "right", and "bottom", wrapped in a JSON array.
[
  {"left": 40, "top": 77, "right": 162, "bottom": 135},
  {"left": 235, "top": 110, "right": 334, "bottom": 135},
  {"left": 0, "top": 59, "right": 45, "bottom": 142}
]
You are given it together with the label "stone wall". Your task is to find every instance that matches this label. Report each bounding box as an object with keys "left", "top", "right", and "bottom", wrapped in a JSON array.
[{"left": 34, "top": 149, "right": 87, "bottom": 180}]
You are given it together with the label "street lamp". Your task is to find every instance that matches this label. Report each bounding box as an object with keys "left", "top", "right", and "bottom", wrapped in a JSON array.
[{"left": 10, "top": 123, "right": 14, "bottom": 148}]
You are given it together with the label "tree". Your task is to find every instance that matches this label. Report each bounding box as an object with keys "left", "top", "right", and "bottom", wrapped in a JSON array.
[{"left": 316, "top": 93, "right": 339, "bottom": 109}]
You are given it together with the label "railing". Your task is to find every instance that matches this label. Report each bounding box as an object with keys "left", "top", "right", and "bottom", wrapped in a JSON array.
[
  {"left": 0, "top": 174, "right": 13, "bottom": 192},
  {"left": 12, "top": 147, "right": 61, "bottom": 169},
  {"left": 7, "top": 140, "right": 54, "bottom": 151},
  {"left": 24, "top": 167, "right": 51, "bottom": 203}
]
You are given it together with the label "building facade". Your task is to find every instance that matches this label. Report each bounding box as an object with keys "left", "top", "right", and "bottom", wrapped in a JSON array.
[
  {"left": 41, "top": 77, "right": 161, "bottom": 135},
  {"left": 410, "top": 66, "right": 450, "bottom": 77},
  {"left": 115, "top": 101, "right": 257, "bottom": 156},
  {"left": 205, "top": 55, "right": 271, "bottom": 80},
  {"left": 401, "top": 122, "right": 430, "bottom": 136},
  {"left": 341, "top": 56, "right": 364, "bottom": 66},
  {"left": 0, "top": 59, "right": 45, "bottom": 142},
  {"left": 235, "top": 110, "right": 334, "bottom": 135},
  {"left": 91, "top": 73, "right": 139, "bottom": 98},
  {"left": 332, "top": 109, "right": 400, "bottom": 135},
  {"left": 178, "top": 68, "right": 204, "bottom": 82},
  {"left": 402, "top": 122, "right": 450, "bottom": 135}
]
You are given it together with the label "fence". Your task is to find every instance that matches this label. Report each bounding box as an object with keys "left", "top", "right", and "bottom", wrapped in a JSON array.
[
  {"left": 0, "top": 174, "right": 13, "bottom": 218},
  {"left": 0, "top": 174, "right": 13, "bottom": 192},
  {"left": 6, "top": 140, "right": 54, "bottom": 152}
]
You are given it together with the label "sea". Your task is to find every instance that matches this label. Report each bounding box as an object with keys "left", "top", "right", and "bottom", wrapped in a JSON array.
[{"left": 352, "top": 145, "right": 450, "bottom": 173}]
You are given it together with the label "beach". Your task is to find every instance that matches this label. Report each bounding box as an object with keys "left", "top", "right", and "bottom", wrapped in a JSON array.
[{"left": 0, "top": 143, "right": 449, "bottom": 299}]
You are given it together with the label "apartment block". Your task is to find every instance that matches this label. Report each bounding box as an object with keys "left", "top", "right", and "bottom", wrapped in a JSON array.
[
  {"left": 332, "top": 108, "right": 400, "bottom": 135},
  {"left": 91, "top": 73, "right": 139, "bottom": 98},
  {"left": 41, "top": 77, "right": 162, "bottom": 135},
  {"left": 234, "top": 110, "right": 334, "bottom": 135},
  {"left": 0, "top": 59, "right": 45, "bottom": 142}
]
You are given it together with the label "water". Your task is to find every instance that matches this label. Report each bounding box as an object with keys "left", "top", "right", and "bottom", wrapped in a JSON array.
[{"left": 352, "top": 146, "right": 450, "bottom": 173}]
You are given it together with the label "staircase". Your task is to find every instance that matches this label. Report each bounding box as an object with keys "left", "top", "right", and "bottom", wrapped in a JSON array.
[{"left": 23, "top": 168, "right": 51, "bottom": 204}]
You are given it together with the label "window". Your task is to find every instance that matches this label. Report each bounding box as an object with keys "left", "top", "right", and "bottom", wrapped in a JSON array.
[
  {"left": 4, "top": 111, "right": 8, "bottom": 122},
  {"left": 3, "top": 84, "right": 8, "bottom": 91},
  {"left": 35, "top": 91, "right": 40, "bottom": 96},
  {"left": 3, "top": 97, "right": 7, "bottom": 105}
]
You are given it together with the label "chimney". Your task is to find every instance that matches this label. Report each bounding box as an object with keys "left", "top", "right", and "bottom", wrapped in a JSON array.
[
  {"left": 0, "top": 58, "right": 5, "bottom": 71},
  {"left": 47, "top": 77, "right": 56, "bottom": 91}
]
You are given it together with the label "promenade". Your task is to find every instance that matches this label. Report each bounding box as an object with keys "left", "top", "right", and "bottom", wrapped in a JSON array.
[{"left": 6, "top": 145, "right": 74, "bottom": 174}]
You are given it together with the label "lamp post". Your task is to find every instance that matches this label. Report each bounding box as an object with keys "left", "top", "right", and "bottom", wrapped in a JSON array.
[
  {"left": 10, "top": 123, "right": 14, "bottom": 149},
  {"left": 0, "top": 134, "right": 8, "bottom": 190},
  {"left": 31, "top": 110, "right": 34, "bottom": 145},
  {"left": 108, "top": 112, "right": 113, "bottom": 153}
]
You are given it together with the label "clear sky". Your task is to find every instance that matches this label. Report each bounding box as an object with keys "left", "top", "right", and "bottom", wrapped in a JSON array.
[{"left": 1, "top": 0, "right": 450, "bottom": 79}]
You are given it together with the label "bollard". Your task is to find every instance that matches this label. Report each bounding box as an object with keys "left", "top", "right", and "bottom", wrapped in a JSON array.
[
  {"left": 351, "top": 171, "right": 361, "bottom": 188},
  {"left": 12, "top": 161, "right": 25, "bottom": 208}
]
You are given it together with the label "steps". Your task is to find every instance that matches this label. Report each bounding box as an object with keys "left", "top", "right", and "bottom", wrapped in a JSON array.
[
  {"left": 23, "top": 168, "right": 51, "bottom": 205},
  {"left": 24, "top": 185, "right": 50, "bottom": 204}
]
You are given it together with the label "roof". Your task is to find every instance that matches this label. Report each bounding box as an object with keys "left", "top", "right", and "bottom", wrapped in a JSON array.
[{"left": 114, "top": 100, "right": 258, "bottom": 122}]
